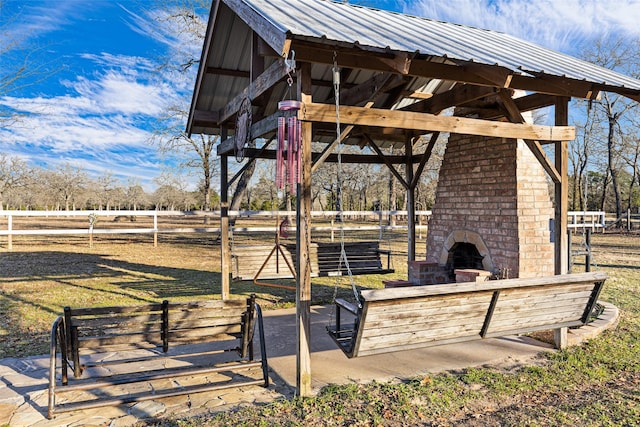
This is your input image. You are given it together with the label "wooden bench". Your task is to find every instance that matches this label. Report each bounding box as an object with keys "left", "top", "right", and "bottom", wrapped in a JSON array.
[
  {"left": 327, "top": 271, "right": 607, "bottom": 358},
  {"left": 232, "top": 241, "right": 393, "bottom": 280},
  {"left": 48, "top": 295, "right": 269, "bottom": 419}
]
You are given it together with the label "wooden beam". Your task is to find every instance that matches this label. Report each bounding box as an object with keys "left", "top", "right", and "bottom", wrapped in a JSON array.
[
  {"left": 296, "top": 62, "right": 313, "bottom": 398},
  {"left": 292, "top": 42, "right": 414, "bottom": 75},
  {"left": 340, "top": 73, "right": 405, "bottom": 106},
  {"left": 217, "top": 112, "right": 279, "bottom": 156},
  {"left": 312, "top": 95, "right": 376, "bottom": 173},
  {"left": 378, "top": 52, "right": 413, "bottom": 75},
  {"left": 497, "top": 90, "right": 562, "bottom": 183},
  {"left": 405, "top": 136, "right": 416, "bottom": 261},
  {"left": 410, "top": 132, "right": 440, "bottom": 190},
  {"left": 219, "top": 125, "right": 230, "bottom": 300},
  {"left": 287, "top": 41, "right": 610, "bottom": 100},
  {"left": 403, "top": 85, "right": 499, "bottom": 114},
  {"left": 300, "top": 103, "right": 575, "bottom": 141},
  {"left": 461, "top": 62, "right": 514, "bottom": 88},
  {"left": 224, "top": 0, "right": 288, "bottom": 56},
  {"left": 555, "top": 97, "right": 570, "bottom": 276},
  {"left": 239, "top": 148, "right": 411, "bottom": 164},
  {"left": 472, "top": 93, "right": 558, "bottom": 120},
  {"left": 218, "top": 58, "right": 289, "bottom": 125},
  {"left": 192, "top": 109, "right": 220, "bottom": 127},
  {"left": 364, "top": 134, "right": 409, "bottom": 189}
]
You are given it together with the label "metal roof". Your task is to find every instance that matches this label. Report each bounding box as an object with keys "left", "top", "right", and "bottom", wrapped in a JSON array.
[
  {"left": 187, "top": 0, "right": 640, "bottom": 138},
  {"left": 240, "top": 0, "right": 640, "bottom": 91}
]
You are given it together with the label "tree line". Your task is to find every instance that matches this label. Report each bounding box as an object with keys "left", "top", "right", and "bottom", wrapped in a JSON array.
[{"left": 2, "top": 1, "right": 639, "bottom": 222}]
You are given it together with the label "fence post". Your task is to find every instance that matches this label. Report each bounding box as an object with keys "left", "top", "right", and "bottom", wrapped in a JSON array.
[
  {"left": 567, "top": 229, "right": 572, "bottom": 273},
  {"left": 154, "top": 211, "right": 158, "bottom": 248},
  {"left": 8, "top": 214, "right": 12, "bottom": 251},
  {"left": 585, "top": 228, "right": 592, "bottom": 272}
]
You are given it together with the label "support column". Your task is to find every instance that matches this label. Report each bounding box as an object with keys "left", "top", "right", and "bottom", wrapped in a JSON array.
[
  {"left": 296, "top": 62, "right": 313, "bottom": 397},
  {"left": 554, "top": 97, "right": 570, "bottom": 275},
  {"left": 220, "top": 127, "right": 231, "bottom": 300},
  {"left": 406, "top": 136, "right": 416, "bottom": 261},
  {"left": 554, "top": 97, "right": 570, "bottom": 349}
]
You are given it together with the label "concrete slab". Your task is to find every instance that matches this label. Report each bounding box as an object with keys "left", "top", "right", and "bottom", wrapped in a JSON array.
[
  {"left": 0, "top": 302, "right": 618, "bottom": 426},
  {"left": 262, "top": 305, "right": 555, "bottom": 391}
]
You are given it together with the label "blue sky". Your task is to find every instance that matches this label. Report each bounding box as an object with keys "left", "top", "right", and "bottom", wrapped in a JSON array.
[{"left": 2, "top": 0, "right": 640, "bottom": 191}]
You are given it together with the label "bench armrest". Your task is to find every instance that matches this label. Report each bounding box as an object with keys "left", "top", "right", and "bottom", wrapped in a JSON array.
[
  {"left": 374, "top": 248, "right": 392, "bottom": 270},
  {"left": 335, "top": 298, "right": 359, "bottom": 315}
]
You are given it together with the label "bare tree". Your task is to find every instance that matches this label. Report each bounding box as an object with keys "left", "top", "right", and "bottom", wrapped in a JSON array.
[
  {"left": 125, "top": 181, "right": 149, "bottom": 210},
  {"left": 0, "top": 154, "right": 31, "bottom": 210},
  {"left": 582, "top": 37, "right": 639, "bottom": 224},
  {"left": 44, "top": 164, "right": 87, "bottom": 210},
  {"left": 146, "top": 0, "right": 221, "bottom": 219}
]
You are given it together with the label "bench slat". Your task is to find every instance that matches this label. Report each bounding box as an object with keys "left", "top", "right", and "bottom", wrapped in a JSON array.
[
  {"left": 50, "top": 296, "right": 269, "bottom": 419},
  {"left": 329, "top": 272, "right": 608, "bottom": 358}
]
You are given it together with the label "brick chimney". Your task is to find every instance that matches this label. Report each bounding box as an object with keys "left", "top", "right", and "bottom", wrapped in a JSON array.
[{"left": 425, "top": 131, "right": 555, "bottom": 279}]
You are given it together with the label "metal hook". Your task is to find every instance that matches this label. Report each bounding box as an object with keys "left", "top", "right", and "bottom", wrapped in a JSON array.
[{"left": 285, "top": 50, "right": 296, "bottom": 86}]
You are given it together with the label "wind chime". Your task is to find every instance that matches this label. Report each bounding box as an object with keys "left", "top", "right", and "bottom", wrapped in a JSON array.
[
  {"left": 276, "top": 100, "right": 302, "bottom": 190},
  {"left": 276, "top": 51, "right": 302, "bottom": 191}
]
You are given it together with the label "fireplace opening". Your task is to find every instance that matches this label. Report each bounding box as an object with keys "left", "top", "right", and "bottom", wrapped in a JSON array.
[{"left": 447, "top": 242, "right": 485, "bottom": 272}]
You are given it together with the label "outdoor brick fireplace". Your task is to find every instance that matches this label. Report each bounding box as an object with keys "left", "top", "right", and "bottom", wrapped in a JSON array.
[{"left": 423, "top": 127, "right": 555, "bottom": 281}]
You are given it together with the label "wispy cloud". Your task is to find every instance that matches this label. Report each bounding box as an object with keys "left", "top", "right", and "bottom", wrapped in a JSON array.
[
  {"left": 405, "top": 0, "right": 640, "bottom": 52},
  {"left": 1, "top": 0, "right": 187, "bottom": 189}
]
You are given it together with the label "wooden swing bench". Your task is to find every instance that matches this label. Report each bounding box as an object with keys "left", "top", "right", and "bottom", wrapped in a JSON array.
[
  {"left": 48, "top": 295, "right": 269, "bottom": 419},
  {"left": 327, "top": 271, "right": 607, "bottom": 358},
  {"left": 232, "top": 241, "right": 393, "bottom": 281}
]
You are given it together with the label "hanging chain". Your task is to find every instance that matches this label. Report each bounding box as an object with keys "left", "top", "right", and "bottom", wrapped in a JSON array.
[{"left": 332, "top": 52, "right": 360, "bottom": 307}]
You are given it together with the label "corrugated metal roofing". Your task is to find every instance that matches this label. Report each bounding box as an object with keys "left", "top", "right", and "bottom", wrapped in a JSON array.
[{"left": 240, "top": 0, "right": 640, "bottom": 91}]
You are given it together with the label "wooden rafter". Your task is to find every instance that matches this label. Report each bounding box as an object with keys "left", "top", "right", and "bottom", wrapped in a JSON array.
[
  {"left": 402, "top": 85, "right": 499, "bottom": 114},
  {"left": 218, "top": 58, "right": 290, "bottom": 124},
  {"left": 497, "top": 90, "right": 561, "bottom": 183},
  {"left": 410, "top": 132, "right": 440, "bottom": 190},
  {"left": 365, "top": 134, "right": 409, "bottom": 189}
]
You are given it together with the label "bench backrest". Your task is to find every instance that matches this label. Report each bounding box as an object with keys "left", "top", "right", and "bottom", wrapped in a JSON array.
[
  {"left": 63, "top": 297, "right": 254, "bottom": 359},
  {"left": 350, "top": 272, "right": 607, "bottom": 357},
  {"left": 232, "top": 241, "right": 392, "bottom": 280}
]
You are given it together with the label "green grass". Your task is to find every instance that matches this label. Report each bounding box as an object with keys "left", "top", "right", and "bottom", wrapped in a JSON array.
[
  {"left": 139, "top": 232, "right": 640, "bottom": 426},
  {"left": 2, "top": 232, "right": 639, "bottom": 425}
]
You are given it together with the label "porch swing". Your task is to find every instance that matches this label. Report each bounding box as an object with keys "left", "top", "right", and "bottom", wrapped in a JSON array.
[
  {"left": 324, "top": 59, "right": 608, "bottom": 359},
  {"left": 231, "top": 53, "right": 392, "bottom": 286}
]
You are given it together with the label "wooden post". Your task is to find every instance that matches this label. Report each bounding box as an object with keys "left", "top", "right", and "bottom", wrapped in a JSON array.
[
  {"left": 585, "top": 228, "right": 592, "bottom": 272},
  {"left": 153, "top": 211, "right": 158, "bottom": 248},
  {"left": 220, "top": 126, "right": 231, "bottom": 300},
  {"left": 554, "top": 97, "right": 570, "bottom": 350},
  {"left": 406, "top": 136, "right": 416, "bottom": 261},
  {"left": 554, "top": 97, "right": 570, "bottom": 275},
  {"left": 7, "top": 214, "right": 12, "bottom": 251},
  {"left": 296, "top": 62, "right": 313, "bottom": 397}
]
